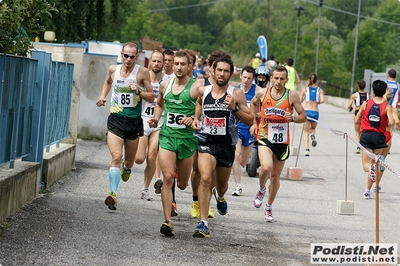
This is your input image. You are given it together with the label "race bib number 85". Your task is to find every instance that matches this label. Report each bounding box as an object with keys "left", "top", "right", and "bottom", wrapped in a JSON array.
[{"left": 118, "top": 92, "right": 134, "bottom": 107}]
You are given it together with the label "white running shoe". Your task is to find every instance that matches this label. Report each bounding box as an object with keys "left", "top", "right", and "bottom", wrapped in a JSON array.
[
  {"left": 253, "top": 188, "right": 266, "bottom": 208},
  {"left": 141, "top": 189, "right": 153, "bottom": 201},
  {"left": 369, "top": 164, "right": 376, "bottom": 182},
  {"left": 232, "top": 185, "right": 242, "bottom": 196},
  {"left": 363, "top": 189, "right": 371, "bottom": 199},
  {"left": 264, "top": 205, "right": 275, "bottom": 223}
]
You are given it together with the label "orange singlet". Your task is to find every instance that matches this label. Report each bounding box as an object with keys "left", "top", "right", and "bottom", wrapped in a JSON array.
[{"left": 257, "top": 88, "right": 292, "bottom": 145}]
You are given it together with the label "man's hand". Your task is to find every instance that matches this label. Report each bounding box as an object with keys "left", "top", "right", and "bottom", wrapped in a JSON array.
[
  {"left": 191, "top": 119, "right": 200, "bottom": 131},
  {"left": 250, "top": 124, "right": 258, "bottom": 137},
  {"left": 180, "top": 116, "right": 194, "bottom": 127},
  {"left": 224, "top": 94, "right": 236, "bottom": 110},
  {"left": 129, "top": 82, "right": 140, "bottom": 95},
  {"left": 148, "top": 118, "right": 159, "bottom": 128},
  {"left": 96, "top": 98, "right": 106, "bottom": 107}
]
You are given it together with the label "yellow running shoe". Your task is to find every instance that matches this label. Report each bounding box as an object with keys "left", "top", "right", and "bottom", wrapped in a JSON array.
[
  {"left": 120, "top": 158, "right": 131, "bottom": 182},
  {"left": 104, "top": 192, "right": 117, "bottom": 210},
  {"left": 160, "top": 220, "right": 175, "bottom": 237},
  {"left": 208, "top": 205, "right": 214, "bottom": 218},
  {"left": 191, "top": 200, "right": 199, "bottom": 218}
]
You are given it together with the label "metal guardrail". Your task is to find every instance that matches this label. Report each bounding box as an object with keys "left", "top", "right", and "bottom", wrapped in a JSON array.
[{"left": 0, "top": 51, "right": 74, "bottom": 171}]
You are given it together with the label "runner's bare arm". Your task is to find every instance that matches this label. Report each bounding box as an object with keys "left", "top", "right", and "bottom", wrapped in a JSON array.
[
  {"left": 136, "top": 67, "right": 155, "bottom": 103},
  {"left": 290, "top": 90, "right": 306, "bottom": 123},
  {"left": 96, "top": 65, "right": 116, "bottom": 107},
  {"left": 148, "top": 80, "right": 166, "bottom": 128}
]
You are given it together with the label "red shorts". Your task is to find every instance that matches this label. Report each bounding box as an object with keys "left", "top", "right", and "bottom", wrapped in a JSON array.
[{"left": 385, "top": 131, "right": 392, "bottom": 144}]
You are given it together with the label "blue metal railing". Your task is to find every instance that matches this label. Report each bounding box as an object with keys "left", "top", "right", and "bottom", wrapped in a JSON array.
[{"left": 0, "top": 51, "right": 74, "bottom": 172}]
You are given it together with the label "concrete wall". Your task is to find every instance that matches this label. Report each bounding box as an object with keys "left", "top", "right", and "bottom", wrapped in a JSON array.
[
  {"left": 42, "top": 144, "right": 76, "bottom": 188},
  {"left": 78, "top": 54, "right": 116, "bottom": 139},
  {"left": 0, "top": 162, "right": 40, "bottom": 222}
]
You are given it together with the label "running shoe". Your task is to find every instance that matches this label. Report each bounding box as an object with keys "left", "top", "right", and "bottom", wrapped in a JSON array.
[
  {"left": 378, "top": 155, "right": 385, "bottom": 172},
  {"left": 208, "top": 206, "right": 215, "bottom": 218},
  {"left": 310, "top": 134, "right": 317, "bottom": 147},
  {"left": 191, "top": 200, "right": 200, "bottom": 218},
  {"left": 193, "top": 221, "right": 210, "bottom": 238},
  {"left": 154, "top": 179, "right": 163, "bottom": 194},
  {"left": 120, "top": 159, "right": 131, "bottom": 182},
  {"left": 105, "top": 192, "right": 117, "bottom": 210},
  {"left": 356, "top": 147, "right": 360, "bottom": 154},
  {"left": 232, "top": 185, "right": 242, "bottom": 196},
  {"left": 305, "top": 149, "right": 310, "bottom": 156},
  {"left": 373, "top": 185, "right": 381, "bottom": 192},
  {"left": 191, "top": 200, "right": 214, "bottom": 218},
  {"left": 212, "top": 187, "right": 227, "bottom": 215},
  {"left": 171, "top": 201, "right": 178, "bottom": 217},
  {"left": 253, "top": 188, "right": 266, "bottom": 208},
  {"left": 141, "top": 189, "right": 153, "bottom": 201},
  {"left": 160, "top": 220, "right": 174, "bottom": 237},
  {"left": 264, "top": 205, "right": 275, "bottom": 223},
  {"left": 369, "top": 163, "right": 376, "bottom": 182},
  {"left": 363, "top": 189, "right": 371, "bottom": 199}
]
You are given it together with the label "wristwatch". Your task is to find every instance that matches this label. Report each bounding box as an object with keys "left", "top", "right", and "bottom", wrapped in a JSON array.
[{"left": 233, "top": 105, "right": 240, "bottom": 112}]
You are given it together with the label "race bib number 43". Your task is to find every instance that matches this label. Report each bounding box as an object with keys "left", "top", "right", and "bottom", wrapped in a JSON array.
[{"left": 204, "top": 116, "right": 226, "bottom": 135}]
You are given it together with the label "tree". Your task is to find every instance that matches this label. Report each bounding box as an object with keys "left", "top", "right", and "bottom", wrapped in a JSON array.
[{"left": 0, "top": 0, "right": 57, "bottom": 55}]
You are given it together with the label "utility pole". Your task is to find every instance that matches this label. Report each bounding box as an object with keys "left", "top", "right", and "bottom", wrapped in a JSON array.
[
  {"left": 294, "top": 6, "right": 304, "bottom": 69},
  {"left": 315, "top": 0, "right": 323, "bottom": 75},
  {"left": 266, "top": 0, "right": 271, "bottom": 41},
  {"left": 350, "top": 0, "right": 362, "bottom": 95}
]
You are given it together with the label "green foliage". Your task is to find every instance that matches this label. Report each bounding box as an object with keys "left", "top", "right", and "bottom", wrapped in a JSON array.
[
  {"left": 0, "top": 0, "right": 56, "bottom": 55},
  {"left": 5, "top": 0, "right": 400, "bottom": 97}
]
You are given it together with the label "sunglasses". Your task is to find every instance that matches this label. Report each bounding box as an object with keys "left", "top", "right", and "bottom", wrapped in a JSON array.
[{"left": 122, "top": 53, "right": 137, "bottom": 59}]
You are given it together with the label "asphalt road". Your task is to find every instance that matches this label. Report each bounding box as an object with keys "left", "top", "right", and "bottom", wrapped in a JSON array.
[{"left": 1, "top": 103, "right": 399, "bottom": 266}]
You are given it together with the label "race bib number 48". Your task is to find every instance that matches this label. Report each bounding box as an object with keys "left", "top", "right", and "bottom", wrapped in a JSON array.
[{"left": 267, "top": 123, "right": 288, "bottom": 143}]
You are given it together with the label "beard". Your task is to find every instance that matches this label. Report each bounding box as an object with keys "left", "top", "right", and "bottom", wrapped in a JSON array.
[
  {"left": 216, "top": 77, "right": 229, "bottom": 87},
  {"left": 152, "top": 67, "right": 162, "bottom": 74}
]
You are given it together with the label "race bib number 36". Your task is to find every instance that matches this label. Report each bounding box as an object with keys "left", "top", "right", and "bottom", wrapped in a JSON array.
[
  {"left": 204, "top": 116, "right": 226, "bottom": 135},
  {"left": 267, "top": 123, "right": 288, "bottom": 143},
  {"left": 166, "top": 112, "right": 186, "bottom": 128}
]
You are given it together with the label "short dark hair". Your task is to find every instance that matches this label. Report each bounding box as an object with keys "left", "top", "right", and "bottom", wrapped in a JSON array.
[
  {"left": 285, "top": 57, "right": 294, "bottom": 66},
  {"left": 163, "top": 49, "right": 175, "bottom": 56},
  {"left": 208, "top": 50, "right": 231, "bottom": 67},
  {"left": 388, "top": 68, "right": 397, "bottom": 79},
  {"left": 213, "top": 57, "right": 234, "bottom": 74},
  {"left": 372, "top": 80, "right": 387, "bottom": 97},
  {"left": 174, "top": 50, "right": 190, "bottom": 64},
  {"left": 241, "top": 66, "right": 255, "bottom": 77},
  {"left": 272, "top": 65, "right": 288, "bottom": 77},
  {"left": 184, "top": 49, "right": 196, "bottom": 65}
]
